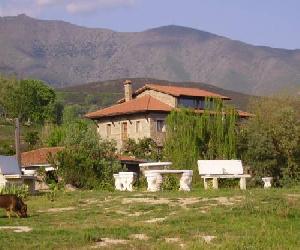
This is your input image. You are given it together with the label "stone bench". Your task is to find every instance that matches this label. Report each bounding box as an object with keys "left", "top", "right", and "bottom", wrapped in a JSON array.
[
  {"left": 198, "top": 160, "right": 251, "bottom": 190},
  {"left": 144, "top": 170, "right": 193, "bottom": 192},
  {"left": 113, "top": 172, "right": 137, "bottom": 191},
  {"left": 139, "top": 162, "right": 172, "bottom": 173}
]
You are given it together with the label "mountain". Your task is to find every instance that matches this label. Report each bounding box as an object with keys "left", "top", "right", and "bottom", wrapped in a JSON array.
[
  {"left": 60, "top": 78, "right": 257, "bottom": 111},
  {"left": 1, "top": 14, "right": 300, "bottom": 95}
]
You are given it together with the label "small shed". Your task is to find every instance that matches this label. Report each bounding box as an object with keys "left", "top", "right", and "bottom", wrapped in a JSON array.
[{"left": 21, "top": 147, "right": 64, "bottom": 190}]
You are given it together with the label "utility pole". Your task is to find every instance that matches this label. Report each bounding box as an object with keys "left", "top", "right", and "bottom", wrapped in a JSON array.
[{"left": 15, "top": 118, "right": 22, "bottom": 172}]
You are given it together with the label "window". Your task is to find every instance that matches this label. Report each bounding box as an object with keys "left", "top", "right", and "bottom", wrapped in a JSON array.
[
  {"left": 106, "top": 124, "right": 111, "bottom": 137},
  {"left": 156, "top": 120, "right": 165, "bottom": 132},
  {"left": 178, "top": 97, "right": 206, "bottom": 109},
  {"left": 178, "top": 98, "right": 195, "bottom": 108},
  {"left": 136, "top": 121, "right": 141, "bottom": 133},
  {"left": 121, "top": 122, "right": 128, "bottom": 141}
]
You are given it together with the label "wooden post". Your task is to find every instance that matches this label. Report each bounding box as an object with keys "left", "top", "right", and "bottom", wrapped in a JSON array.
[{"left": 15, "top": 118, "right": 22, "bottom": 172}]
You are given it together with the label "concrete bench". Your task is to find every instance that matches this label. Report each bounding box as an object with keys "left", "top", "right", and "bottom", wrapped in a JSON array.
[
  {"left": 198, "top": 160, "right": 251, "bottom": 190},
  {"left": 144, "top": 170, "right": 193, "bottom": 192},
  {"left": 113, "top": 172, "right": 137, "bottom": 191},
  {"left": 139, "top": 162, "right": 172, "bottom": 173}
]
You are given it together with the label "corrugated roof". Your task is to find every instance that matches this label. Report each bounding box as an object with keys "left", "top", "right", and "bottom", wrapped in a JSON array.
[
  {"left": 118, "top": 84, "right": 230, "bottom": 103},
  {"left": 85, "top": 95, "right": 173, "bottom": 119},
  {"left": 0, "top": 155, "right": 21, "bottom": 175},
  {"left": 21, "top": 147, "right": 64, "bottom": 167}
]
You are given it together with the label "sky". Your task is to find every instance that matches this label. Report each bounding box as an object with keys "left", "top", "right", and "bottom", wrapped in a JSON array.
[{"left": 0, "top": 0, "right": 299, "bottom": 49}]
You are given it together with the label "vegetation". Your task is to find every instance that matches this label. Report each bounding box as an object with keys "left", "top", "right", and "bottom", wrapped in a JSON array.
[
  {"left": 0, "top": 75, "right": 63, "bottom": 154},
  {"left": 239, "top": 96, "right": 300, "bottom": 186},
  {"left": 0, "top": 75, "right": 62, "bottom": 124},
  {"left": 50, "top": 120, "right": 122, "bottom": 190},
  {"left": 0, "top": 184, "right": 29, "bottom": 199},
  {"left": 0, "top": 189, "right": 299, "bottom": 249},
  {"left": 164, "top": 98, "right": 237, "bottom": 172},
  {"left": 122, "top": 138, "right": 162, "bottom": 161}
]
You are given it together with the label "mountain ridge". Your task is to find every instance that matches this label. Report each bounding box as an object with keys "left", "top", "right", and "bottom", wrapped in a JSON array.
[{"left": 1, "top": 14, "right": 300, "bottom": 95}]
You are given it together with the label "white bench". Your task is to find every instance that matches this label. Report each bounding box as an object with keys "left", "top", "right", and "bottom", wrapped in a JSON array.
[
  {"left": 113, "top": 172, "right": 137, "bottom": 191},
  {"left": 144, "top": 170, "right": 193, "bottom": 192},
  {"left": 139, "top": 162, "right": 172, "bottom": 173},
  {"left": 198, "top": 160, "right": 251, "bottom": 190}
]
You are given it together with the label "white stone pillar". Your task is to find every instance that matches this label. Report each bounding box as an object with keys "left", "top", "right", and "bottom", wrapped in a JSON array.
[
  {"left": 179, "top": 171, "right": 193, "bottom": 191},
  {"left": 113, "top": 174, "right": 121, "bottom": 191},
  {"left": 239, "top": 177, "right": 247, "bottom": 190},
  {"left": 145, "top": 172, "right": 162, "bottom": 192},
  {"left": 262, "top": 177, "right": 273, "bottom": 189},
  {"left": 203, "top": 178, "right": 208, "bottom": 190},
  {"left": 118, "top": 172, "right": 137, "bottom": 191},
  {"left": 212, "top": 178, "right": 219, "bottom": 189}
]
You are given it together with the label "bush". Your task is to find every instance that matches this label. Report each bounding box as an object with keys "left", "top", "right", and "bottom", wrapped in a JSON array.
[
  {"left": 239, "top": 96, "right": 300, "bottom": 187},
  {"left": 52, "top": 120, "right": 122, "bottom": 189},
  {"left": 161, "top": 175, "right": 179, "bottom": 191},
  {"left": 122, "top": 138, "right": 162, "bottom": 161},
  {"left": 0, "top": 184, "right": 29, "bottom": 199}
]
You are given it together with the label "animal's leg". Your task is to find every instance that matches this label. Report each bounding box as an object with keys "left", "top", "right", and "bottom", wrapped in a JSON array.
[{"left": 6, "top": 209, "right": 11, "bottom": 219}]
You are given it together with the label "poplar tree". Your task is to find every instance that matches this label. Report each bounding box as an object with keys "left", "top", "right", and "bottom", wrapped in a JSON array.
[{"left": 164, "top": 98, "right": 237, "bottom": 171}]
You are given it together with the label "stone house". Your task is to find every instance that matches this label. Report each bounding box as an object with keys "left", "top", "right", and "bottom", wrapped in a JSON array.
[{"left": 85, "top": 80, "right": 249, "bottom": 150}]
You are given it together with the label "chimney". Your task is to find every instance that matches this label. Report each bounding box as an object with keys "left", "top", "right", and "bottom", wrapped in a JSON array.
[{"left": 123, "top": 80, "right": 133, "bottom": 102}]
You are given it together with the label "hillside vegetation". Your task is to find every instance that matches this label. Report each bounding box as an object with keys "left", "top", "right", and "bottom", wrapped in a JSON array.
[
  {"left": 59, "top": 77, "right": 256, "bottom": 111},
  {"left": 1, "top": 14, "right": 300, "bottom": 95}
]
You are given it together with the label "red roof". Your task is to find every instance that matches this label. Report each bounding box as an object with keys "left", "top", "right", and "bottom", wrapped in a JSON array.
[
  {"left": 85, "top": 95, "right": 173, "bottom": 119},
  {"left": 21, "top": 147, "right": 64, "bottom": 167},
  {"left": 118, "top": 84, "right": 230, "bottom": 103}
]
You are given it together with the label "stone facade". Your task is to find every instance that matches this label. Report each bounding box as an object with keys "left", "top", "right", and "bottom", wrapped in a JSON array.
[
  {"left": 97, "top": 112, "right": 167, "bottom": 150},
  {"left": 137, "top": 89, "right": 177, "bottom": 107}
]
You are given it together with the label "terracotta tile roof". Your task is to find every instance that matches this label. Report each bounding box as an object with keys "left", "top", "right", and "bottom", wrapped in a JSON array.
[
  {"left": 85, "top": 95, "right": 173, "bottom": 119},
  {"left": 118, "top": 84, "right": 230, "bottom": 103},
  {"left": 21, "top": 147, "right": 64, "bottom": 167}
]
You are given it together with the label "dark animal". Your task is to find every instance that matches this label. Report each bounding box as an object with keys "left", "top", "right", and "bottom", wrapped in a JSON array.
[{"left": 0, "top": 195, "right": 27, "bottom": 218}]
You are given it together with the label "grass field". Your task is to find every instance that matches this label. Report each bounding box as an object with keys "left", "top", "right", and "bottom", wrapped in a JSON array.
[{"left": 0, "top": 188, "right": 299, "bottom": 249}]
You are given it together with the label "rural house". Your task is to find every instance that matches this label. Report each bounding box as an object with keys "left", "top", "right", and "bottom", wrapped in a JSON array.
[{"left": 85, "top": 80, "right": 249, "bottom": 150}]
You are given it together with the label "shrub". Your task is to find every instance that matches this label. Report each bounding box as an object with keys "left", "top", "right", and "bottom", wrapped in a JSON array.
[
  {"left": 0, "top": 184, "right": 29, "bottom": 199},
  {"left": 52, "top": 120, "right": 122, "bottom": 189},
  {"left": 239, "top": 96, "right": 300, "bottom": 186},
  {"left": 161, "top": 175, "right": 179, "bottom": 191},
  {"left": 122, "top": 138, "right": 162, "bottom": 161}
]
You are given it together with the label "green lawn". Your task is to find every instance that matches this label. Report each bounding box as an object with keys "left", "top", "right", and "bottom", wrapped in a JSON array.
[{"left": 0, "top": 188, "right": 299, "bottom": 249}]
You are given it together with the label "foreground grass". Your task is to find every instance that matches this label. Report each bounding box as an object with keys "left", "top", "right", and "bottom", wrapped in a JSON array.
[{"left": 0, "top": 188, "right": 299, "bottom": 249}]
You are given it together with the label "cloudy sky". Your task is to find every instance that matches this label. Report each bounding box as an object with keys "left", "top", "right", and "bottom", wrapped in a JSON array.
[{"left": 0, "top": 0, "right": 299, "bottom": 49}]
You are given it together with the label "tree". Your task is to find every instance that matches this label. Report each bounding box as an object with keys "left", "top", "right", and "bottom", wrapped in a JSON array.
[
  {"left": 24, "top": 131, "right": 40, "bottom": 149},
  {"left": 164, "top": 98, "right": 237, "bottom": 171},
  {"left": 51, "top": 120, "right": 122, "bottom": 189},
  {"left": 239, "top": 96, "right": 300, "bottom": 186},
  {"left": 0, "top": 76, "right": 62, "bottom": 124}
]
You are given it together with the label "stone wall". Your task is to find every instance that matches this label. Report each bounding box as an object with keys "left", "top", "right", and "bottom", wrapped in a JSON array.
[
  {"left": 137, "top": 89, "right": 177, "bottom": 107},
  {"left": 97, "top": 113, "right": 168, "bottom": 150},
  {"left": 149, "top": 113, "right": 168, "bottom": 147},
  {"left": 97, "top": 114, "right": 151, "bottom": 150}
]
